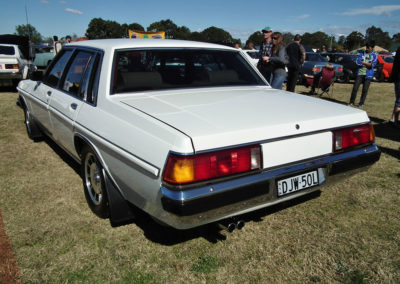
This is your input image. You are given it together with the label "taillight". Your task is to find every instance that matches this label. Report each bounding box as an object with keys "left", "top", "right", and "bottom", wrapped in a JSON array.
[
  {"left": 5, "top": 64, "right": 18, "bottom": 70},
  {"left": 338, "top": 67, "right": 343, "bottom": 72},
  {"left": 312, "top": 67, "right": 321, "bottom": 72},
  {"left": 333, "top": 124, "right": 374, "bottom": 151},
  {"left": 163, "top": 145, "right": 261, "bottom": 185}
]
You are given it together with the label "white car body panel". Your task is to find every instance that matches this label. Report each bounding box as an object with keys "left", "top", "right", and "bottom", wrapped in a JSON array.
[{"left": 17, "top": 39, "right": 380, "bottom": 229}]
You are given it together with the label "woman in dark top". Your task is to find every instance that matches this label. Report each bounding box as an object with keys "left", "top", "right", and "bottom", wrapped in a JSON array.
[{"left": 268, "top": 32, "right": 288, "bottom": 90}]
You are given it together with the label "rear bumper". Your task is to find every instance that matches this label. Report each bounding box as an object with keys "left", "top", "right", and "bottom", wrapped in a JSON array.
[
  {"left": 160, "top": 144, "right": 380, "bottom": 229},
  {"left": 0, "top": 71, "right": 22, "bottom": 80}
]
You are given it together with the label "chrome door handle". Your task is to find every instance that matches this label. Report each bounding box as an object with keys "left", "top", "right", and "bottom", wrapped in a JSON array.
[{"left": 71, "top": 103, "right": 77, "bottom": 110}]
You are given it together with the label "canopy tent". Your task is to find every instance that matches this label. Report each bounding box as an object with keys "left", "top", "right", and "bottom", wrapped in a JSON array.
[{"left": 350, "top": 45, "right": 389, "bottom": 54}]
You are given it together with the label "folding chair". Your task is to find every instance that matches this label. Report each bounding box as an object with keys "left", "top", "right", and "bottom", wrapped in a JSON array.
[{"left": 305, "top": 64, "right": 336, "bottom": 97}]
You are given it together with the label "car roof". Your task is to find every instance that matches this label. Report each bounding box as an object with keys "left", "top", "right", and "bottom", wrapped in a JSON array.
[
  {"left": 68, "top": 39, "right": 236, "bottom": 52},
  {"left": 0, "top": 43, "right": 17, "bottom": 47}
]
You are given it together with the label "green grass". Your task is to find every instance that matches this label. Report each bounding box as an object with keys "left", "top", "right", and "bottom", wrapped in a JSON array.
[{"left": 0, "top": 82, "right": 399, "bottom": 283}]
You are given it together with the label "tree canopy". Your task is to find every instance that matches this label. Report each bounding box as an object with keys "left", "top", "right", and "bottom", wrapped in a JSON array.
[{"left": 11, "top": 18, "right": 400, "bottom": 51}]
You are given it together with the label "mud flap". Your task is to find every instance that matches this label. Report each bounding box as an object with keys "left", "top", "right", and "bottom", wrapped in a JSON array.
[{"left": 103, "top": 172, "right": 136, "bottom": 227}]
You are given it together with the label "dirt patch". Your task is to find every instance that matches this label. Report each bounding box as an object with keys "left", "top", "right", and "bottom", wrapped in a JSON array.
[{"left": 0, "top": 211, "right": 20, "bottom": 284}]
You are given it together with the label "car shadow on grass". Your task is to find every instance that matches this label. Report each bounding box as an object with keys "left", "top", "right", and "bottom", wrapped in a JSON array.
[
  {"left": 131, "top": 191, "right": 321, "bottom": 245},
  {"left": 41, "top": 132, "right": 322, "bottom": 245}
]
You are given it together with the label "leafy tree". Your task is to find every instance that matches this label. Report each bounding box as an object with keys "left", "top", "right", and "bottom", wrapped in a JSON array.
[
  {"left": 15, "top": 24, "right": 42, "bottom": 43},
  {"left": 338, "top": 35, "right": 346, "bottom": 46},
  {"left": 85, "top": 18, "right": 124, "bottom": 39},
  {"left": 200, "top": 26, "right": 234, "bottom": 46},
  {"left": 246, "top": 31, "right": 264, "bottom": 48},
  {"left": 345, "top": 31, "right": 364, "bottom": 50},
  {"left": 365, "top": 26, "right": 392, "bottom": 49},
  {"left": 174, "top": 26, "right": 191, "bottom": 40},
  {"left": 188, "top": 32, "right": 207, "bottom": 42},
  {"left": 147, "top": 19, "right": 179, "bottom": 39},
  {"left": 301, "top": 31, "right": 330, "bottom": 49},
  {"left": 282, "top": 32, "right": 294, "bottom": 46},
  {"left": 392, "top": 33, "right": 400, "bottom": 43}
]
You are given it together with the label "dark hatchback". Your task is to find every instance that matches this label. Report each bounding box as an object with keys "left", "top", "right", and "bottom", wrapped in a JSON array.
[{"left": 325, "top": 53, "right": 358, "bottom": 83}]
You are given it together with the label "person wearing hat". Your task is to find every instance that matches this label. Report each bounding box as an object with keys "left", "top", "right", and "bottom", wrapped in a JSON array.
[
  {"left": 286, "top": 34, "right": 306, "bottom": 92},
  {"left": 257, "top": 27, "right": 274, "bottom": 83},
  {"left": 349, "top": 40, "right": 377, "bottom": 107}
]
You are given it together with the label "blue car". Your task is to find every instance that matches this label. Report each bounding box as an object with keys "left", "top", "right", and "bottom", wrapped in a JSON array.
[
  {"left": 300, "top": 52, "right": 343, "bottom": 83},
  {"left": 33, "top": 45, "right": 54, "bottom": 69}
]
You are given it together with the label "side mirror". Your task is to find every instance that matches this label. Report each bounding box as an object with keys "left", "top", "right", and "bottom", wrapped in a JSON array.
[{"left": 31, "top": 70, "right": 43, "bottom": 81}]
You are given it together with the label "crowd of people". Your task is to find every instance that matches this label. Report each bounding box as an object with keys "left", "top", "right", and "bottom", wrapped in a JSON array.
[{"left": 244, "top": 26, "right": 399, "bottom": 127}]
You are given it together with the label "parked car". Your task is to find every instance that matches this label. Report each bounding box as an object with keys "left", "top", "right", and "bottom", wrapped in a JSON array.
[
  {"left": 242, "top": 49, "right": 259, "bottom": 66},
  {"left": 0, "top": 43, "right": 29, "bottom": 86},
  {"left": 327, "top": 53, "right": 359, "bottom": 83},
  {"left": 374, "top": 54, "right": 393, "bottom": 82},
  {"left": 17, "top": 39, "right": 380, "bottom": 230},
  {"left": 300, "top": 52, "right": 343, "bottom": 83},
  {"left": 33, "top": 45, "right": 54, "bottom": 69}
]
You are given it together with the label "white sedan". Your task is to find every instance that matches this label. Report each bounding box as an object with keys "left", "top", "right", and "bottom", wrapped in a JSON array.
[
  {"left": 17, "top": 39, "right": 380, "bottom": 230},
  {"left": 0, "top": 43, "right": 29, "bottom": 86}
]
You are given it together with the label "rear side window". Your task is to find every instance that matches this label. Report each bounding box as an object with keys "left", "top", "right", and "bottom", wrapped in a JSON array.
[
  {"left": 45, "top": 50, "right": 73, "bottom": 87},
  {"left": 0, "top": 46, "right": 15, "bottom": 55},
  {"left": 62, "top": 51, "right": 93, "bottom": 97}
]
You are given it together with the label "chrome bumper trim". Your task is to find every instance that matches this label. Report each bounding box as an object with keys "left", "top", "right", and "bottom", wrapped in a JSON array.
[{"left": 158, "top": 144, "right": 380, "bottom": 229}]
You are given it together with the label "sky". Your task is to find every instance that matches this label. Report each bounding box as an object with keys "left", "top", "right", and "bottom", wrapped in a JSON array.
[{"left": 1, "top": 0, "right": 400, "bottom": 43}]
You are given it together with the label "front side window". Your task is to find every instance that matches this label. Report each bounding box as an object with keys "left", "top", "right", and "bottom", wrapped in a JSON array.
[
  {"left": 45, "top": 50, "right": 73, "bottom": 87},
  {"left": 112, "top": 49, "right": 265, "bottom": 94}
]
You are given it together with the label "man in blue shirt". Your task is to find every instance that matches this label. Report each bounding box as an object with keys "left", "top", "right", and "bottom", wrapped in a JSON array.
[
  {"left": 257, "top": 27, "right": 273, "bottom": 83},
  {"left": 349, "top": 40, "right": 378, "bottom": 107}
]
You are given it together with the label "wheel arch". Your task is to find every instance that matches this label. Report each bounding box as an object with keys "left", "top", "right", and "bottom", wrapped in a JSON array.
[{"left": 74, "top": 132, "right": 136, "bottom": 227}]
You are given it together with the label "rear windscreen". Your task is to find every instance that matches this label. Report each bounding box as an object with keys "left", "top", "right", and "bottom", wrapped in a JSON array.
[
  {"left": 112, "top": 49, "right": 266, "bottom": 93},
  {"left": 0, "top": 46, "right": 15, "bottom": 55}
]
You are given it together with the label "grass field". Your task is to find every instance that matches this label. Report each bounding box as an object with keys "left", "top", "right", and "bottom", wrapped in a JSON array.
[{"left": 0, "top": 82, "right": 399, "bottom": 283}]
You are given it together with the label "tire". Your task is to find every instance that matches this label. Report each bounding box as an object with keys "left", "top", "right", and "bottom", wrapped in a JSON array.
[
  {"left": 81, "top": 145, "right": 109, "bottom": 219},
  {"left": 23, "top": 105, "right": 43, "bottom": 140}
]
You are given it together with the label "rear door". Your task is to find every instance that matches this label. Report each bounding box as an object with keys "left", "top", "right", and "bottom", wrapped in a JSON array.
[{"left": 48, "top": 49, "right": 98, "bottom": 157}]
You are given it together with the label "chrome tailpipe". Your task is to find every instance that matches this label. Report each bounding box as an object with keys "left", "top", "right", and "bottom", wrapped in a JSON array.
[
  {"left": 236, "top": 220, "right": 245, "bottom": 230},
  {"left": 218, "top": 219, "right": 245, "bottom": 233}
]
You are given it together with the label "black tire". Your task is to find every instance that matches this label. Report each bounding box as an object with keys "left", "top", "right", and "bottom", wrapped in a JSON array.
[
  {"left": 23, "top": 105, "right": 43, "bottom": 140},
  {"left": 81, "top": 145, "right": 109, "bottom": 219},
  {"left": 337, "top": 73, "right": 349, "bottom": 84}
]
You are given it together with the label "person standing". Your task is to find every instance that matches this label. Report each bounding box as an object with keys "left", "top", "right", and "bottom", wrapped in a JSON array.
[
  {"left": 53, "top": 35, "right": 62, "bottom": 56},
  {"left": 286, "top": 34, "right": 305, "bottom": 92},
  {"left": 64, "top": 35, "right": 72, "bottom": 45},
  {"left": 349, "top": 40, "right": 377, "bottom": 107},
  {"left": 268, "top": 32, "right": 288, "bottom": 90},
  {"left": 257, "top": 27, "right": 273, "bottom": 83},
  {"left": 389, "top": 46, "right": 400, "bottom": 127}
]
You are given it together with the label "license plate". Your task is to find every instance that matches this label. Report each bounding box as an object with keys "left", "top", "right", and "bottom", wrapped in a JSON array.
[{"left": 277, "top": 170, "right": 319, "bottom": 197}]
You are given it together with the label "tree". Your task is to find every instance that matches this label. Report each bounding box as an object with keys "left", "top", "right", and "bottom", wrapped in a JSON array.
[
  {"left": 121, "top": 23, "right": 145, "bottom": 37},
  {"left": 188, "top": 31, "right": 207, "bottom": 42},
  {"left": 201, "top": 26, "right": 234, "bottom": 46},
  {"left": 345, "top": 31, "right": 364, "bottom": 50},
  {"left": 15, "top": 24, "right": 42, "bottom": 43},
  {"left": 282, "top": 32, "right": 294, "bottom": 46},
  {"left": 246, "top": 31, "right": 264, "bottom": 48},
  {"left": 301, "top": 31, "right": 330, "bottom": 50},
  {"left": 392, "top": 33, "right": 400, "bottom": 43},
  {"left": 147, "top": 19, "right": 179, "bottom": 39},
  {"left": 85, "top": 18, "right": 124, "bottom": 39},
  {"left": 365, "top": 26, "right": 391, "bottom": 49}
]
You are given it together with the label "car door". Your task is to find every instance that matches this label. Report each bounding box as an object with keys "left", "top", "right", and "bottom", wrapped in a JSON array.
[
  {"left": 28, "top": 50, "right": 73, "bottom": 134},
  {"left": 48, "top": 49, "right": 97, "bottom": 157}
]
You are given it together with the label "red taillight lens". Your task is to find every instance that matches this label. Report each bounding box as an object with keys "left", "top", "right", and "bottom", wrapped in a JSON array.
[
  {"left": 5, "top": 64, "right": 18, "bottom": 70},
  {"left": 163, "top": 145, "right": 261, "bottom": 185},
  {"left": 313, "top": 67, "right": 321, "bottom": 72},
  {"left": 338, "top": 67, "right": 343, "bottom": 72},
  {"left": 333, "top": 124, "right": 374, "bottom": 151}
]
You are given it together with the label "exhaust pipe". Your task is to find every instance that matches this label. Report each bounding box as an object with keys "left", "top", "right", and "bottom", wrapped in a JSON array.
[
  {"left": 218, "top": 222, "right": 236, "bottom": 233},
  {"left": 236, "top": 220, "right": 245, "bottom": 230}
]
